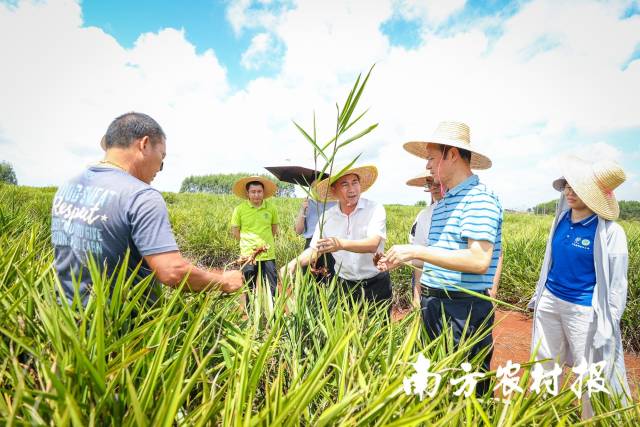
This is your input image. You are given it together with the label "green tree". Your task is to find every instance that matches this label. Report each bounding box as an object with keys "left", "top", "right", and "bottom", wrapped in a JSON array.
[
  {"left": 0, "top": 161, "right": 17, "bottom": 185},
  {"left": 180, "top": 173, "right": 295, "bottom": 197},
  {"left": 532, "top": 198, "right": 640, "bottom": 220}
]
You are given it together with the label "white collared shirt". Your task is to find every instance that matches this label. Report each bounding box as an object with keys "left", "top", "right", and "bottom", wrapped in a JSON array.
[
  {"left": 408, "top": 202, "right": 437, "bottom": 246},
  {"left": 310, "top": 197, "right": 386, "bottom": 281}
]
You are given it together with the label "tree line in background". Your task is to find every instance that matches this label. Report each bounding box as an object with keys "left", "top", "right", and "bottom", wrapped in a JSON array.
[
  {"left": 531, "top": 199, "right": 640, "bottom": 220},
  {"left": 180, "top": 173, "right": 295, "bottom": 197},
  {"left": 0, "top": 161, "right": 17, "bottom": 185}
]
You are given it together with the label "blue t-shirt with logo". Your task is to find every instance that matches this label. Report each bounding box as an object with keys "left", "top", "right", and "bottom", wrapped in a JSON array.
[
  {"left": 545, "top": 211, "right": 598, "bottom": 306},
  {"left": 51, "top": 165, "right": 179, "bottom": 305}
]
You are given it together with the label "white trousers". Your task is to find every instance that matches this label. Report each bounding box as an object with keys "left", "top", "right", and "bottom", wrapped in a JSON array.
[
  {"left": 532, "top": 288, "right": 595, "bottom": 368},
  {"left": 533, "top": 288, "right": 599, "bottom": 419}
]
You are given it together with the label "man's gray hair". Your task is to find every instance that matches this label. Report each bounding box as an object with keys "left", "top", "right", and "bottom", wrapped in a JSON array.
[{"left": 103, "top": 112, "right": 166, "bottom": 149}]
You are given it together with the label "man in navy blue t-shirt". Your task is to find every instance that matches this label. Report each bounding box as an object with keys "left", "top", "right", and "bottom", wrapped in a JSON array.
[{"left": 52, "top": 112, "right": 242, "bottom": 305}]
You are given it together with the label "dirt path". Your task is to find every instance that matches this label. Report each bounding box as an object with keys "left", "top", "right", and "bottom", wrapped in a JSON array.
[{"left": 492, "top": 310, "right": 640, "bottom": 395}]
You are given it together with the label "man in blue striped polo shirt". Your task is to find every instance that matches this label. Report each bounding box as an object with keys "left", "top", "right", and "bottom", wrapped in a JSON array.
[{"left": 379, "top": 121, "right": 502, "bottom": 397}]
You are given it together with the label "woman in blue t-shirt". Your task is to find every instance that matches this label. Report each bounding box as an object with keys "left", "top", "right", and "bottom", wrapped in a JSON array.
[{"left": 528, "top": 156, "right": 630, "bottom": 414}]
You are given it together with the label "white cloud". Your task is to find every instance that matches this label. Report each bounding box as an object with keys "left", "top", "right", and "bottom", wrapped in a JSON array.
[
  {"left": 397, "top": 0, "right": 467, "bottom": 26},
  {"left": 241, "top": 32, "right": 278, "bottom": 69},
  {"left": 1, "top": 0, "right": 639, "bottom": 211},
  {"left": 226, "top": 0, "right": 284, "bottom": 35}
]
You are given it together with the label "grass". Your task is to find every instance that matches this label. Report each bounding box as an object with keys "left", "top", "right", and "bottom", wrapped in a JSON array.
[{"left": 1, "top": 184, "right": 639, "bottom": 425}]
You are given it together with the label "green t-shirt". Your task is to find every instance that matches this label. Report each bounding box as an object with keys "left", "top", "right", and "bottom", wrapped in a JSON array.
[{"left": 230, "top": 200, "right": 279, "bottom": 261}]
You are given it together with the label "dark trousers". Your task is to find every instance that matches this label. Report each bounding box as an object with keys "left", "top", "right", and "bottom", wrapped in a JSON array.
[
  {"left": 339, "top": 271, "right": 392, "bottom": 304},
  {"left": 303, "top": 238, "right": 336, "bottom": 283},
  {"left": 242, "top": 260, "right": 278, "bottom": 296},
  {"left": 420, "top": 289, "right": 494, "bottom": 397}
]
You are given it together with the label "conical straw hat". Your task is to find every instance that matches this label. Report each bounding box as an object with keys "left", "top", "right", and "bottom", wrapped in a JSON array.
[
  {"left": 406, "top": 171, "right": 434, "bottom": 187},
  {"left": 232, "top": 176, "right": 278, "bottom": 199},
  {"left": 403, "top": 121, "right": 492, "bottom": 170},
  {"left": 552, "top": 156, "right": 626, "bottom": 220},
  {"left": 313, "top": 165, "right": 378, "bottom": 201}
]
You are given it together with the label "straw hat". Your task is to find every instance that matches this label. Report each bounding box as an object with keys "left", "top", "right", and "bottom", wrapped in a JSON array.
[
  {"left": 552, "top": 156, "right": 626, "bottom": 220},
  {"left": 232, "top": 176, "right": 277, "bottom": 199},
  {"left": 403, "top": 121, "right": 492, "bottom": 170},
  {"left": 312, "top": 165, "right": 378, "bottom": 201},
  {"left": 406, "top": 171, "right": 434, "bottom": 187}
]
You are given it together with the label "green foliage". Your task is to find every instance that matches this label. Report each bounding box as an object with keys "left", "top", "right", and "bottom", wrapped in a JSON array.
[
  {"left": 1, "top": 185, "right": 639, "bottom": 424},
  {"left": 532, "top": 199, "right": 640, "bottom": 220},
  {"left": 619, "top": 200, "right": 640, "bottom": 221},
  {"left": 180, "top": 173, "right": 295, "bottom": 197},
  {"left": 292, "top": 65, "right": 378, "bottom": 239},
  {"left": 0, "top": 161, "right": 17, "bottom": 185},
  {"left": 529, "top": 200, "right": 556, "bottom": 215},
  {"left": 415, "top": 200, "right": 427, "bottom": 207}
]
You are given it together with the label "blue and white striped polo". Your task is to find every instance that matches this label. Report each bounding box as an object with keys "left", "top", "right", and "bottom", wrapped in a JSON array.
[{"left": 420, "top": 174, "right": 503, "bottom": 291}]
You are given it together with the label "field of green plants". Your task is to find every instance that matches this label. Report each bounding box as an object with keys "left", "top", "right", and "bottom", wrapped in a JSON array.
[{"left": 1, "top": 184, "right": 639, "bottom": 425}]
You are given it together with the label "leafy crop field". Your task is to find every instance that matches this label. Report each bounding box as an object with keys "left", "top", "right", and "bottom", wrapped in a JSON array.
[{"left": 1, "top": 184, "right": 639, "bottom": 425}]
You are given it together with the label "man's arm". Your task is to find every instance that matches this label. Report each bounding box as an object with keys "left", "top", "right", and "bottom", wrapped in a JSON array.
[
  {"left": 231, "top": 226, "right": 240, "bottom": 240},
  {"left": 144, "top": 251, "right": 242, "bottom": 293},
  {"left": 271, "top": 224, "right": 279, "bottom": 237},
  {"left": 294, "top": 200, "right": 308, "bottom": 235},
  {"left": 316, "top": 235, "right": 382, "bottom": 254},
  {"left": 381, "top": 239, "right": 494, "bottom": 274},
  {"left": 488, "top": 253, "right": 503, "bottom": 299}
]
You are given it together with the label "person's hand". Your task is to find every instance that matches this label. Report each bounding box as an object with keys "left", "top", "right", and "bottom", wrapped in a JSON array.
[
  {"left": 316, "top": 237, "right": 342, "bottom": 254},
  {"left": 221, "top": 270, "right": 243, "bottom": 293},
  {"left": 487, "top": 287, "right": 497, "bottom": 300},
  {"left": 383, "top": 244, "right": 416, "bottom": 266},
  {"left": 373, "top": 252, "right": 383, "bottom": 266},
  {"left": 376, "top": 255, "right": 400, "bottom": 272},
  {"left": 280, "top": 262, "right": 296, "bottom": 280}
]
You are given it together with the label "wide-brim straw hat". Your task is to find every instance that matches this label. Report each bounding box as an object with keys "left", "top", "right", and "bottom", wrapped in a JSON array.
[
  {"left": 313, "top": 165, "right": 378, "bottom": 201},
  {"left": 406, "top": 171, "right": 434, "bottom": 187},
  {"left": 403, "top": 121, "right": 492, "bottom": 170},
  {"left": 232, "top": 176, "right": 278, "bottom": 199},
  {"left": 552, "top": 156, "right": 626, "bottom": 220}
]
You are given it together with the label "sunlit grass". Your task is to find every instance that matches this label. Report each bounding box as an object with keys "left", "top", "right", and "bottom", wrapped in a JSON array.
[{"left": 1, "top": 184, "right": 639, "bottom": 424}]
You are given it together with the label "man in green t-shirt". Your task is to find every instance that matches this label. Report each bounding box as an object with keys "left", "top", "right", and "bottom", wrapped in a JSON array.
[{"left": 231, "top": 176, "right": 279, "bottom": 295}]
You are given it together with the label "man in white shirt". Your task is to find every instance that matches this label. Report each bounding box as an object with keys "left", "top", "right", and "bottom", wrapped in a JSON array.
[
  {"left": 406, "top": 171, "right": 443, "bottom": 308},
  {"left": 281, "top": 165, "right": 391, "bottom": 303}
]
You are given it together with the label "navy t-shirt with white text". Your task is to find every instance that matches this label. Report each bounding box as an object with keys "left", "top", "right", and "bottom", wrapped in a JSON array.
[{"left": 51, "top": 166, "right": 179, "bottom": 305}]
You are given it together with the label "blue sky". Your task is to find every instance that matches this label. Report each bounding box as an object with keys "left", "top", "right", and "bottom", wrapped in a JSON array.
[
  {"left": 1, "top": 0, "right": 639, "bottom": 208},
  {"left": 82, "top": 0, "right": 258, "bottom": 89}
]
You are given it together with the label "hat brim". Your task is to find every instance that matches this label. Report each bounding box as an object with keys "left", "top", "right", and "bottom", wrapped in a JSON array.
[
  {"left": 403, "top": 139, "right": 492, "bottom": 170},
  {"left": 312, "top": 165, "right": 378, "bottom": 201},
  {"left": 406, "top": 172, "right": 434, "bottom": 187},
  {"left": 558, "top": 158, "right": 620, "bottom": 220},
  {"left": 232, "top": 176, "right": 277, "bottom": 199}
]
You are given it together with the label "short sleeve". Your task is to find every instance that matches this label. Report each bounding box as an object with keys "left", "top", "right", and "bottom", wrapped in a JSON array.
[
  {"left": 230, "top": 205, "right": 241, "bottom": 227},
  {"left": 413, "top": 207, "right": 433, "bottom": 247},
  {"left": 367, "top": 202, "right": 386, "bottom": 239},
  {"left": 460, "top": 193, "right": 502, "bottom": 244},
  {"left": 127, "top": 189, "right": 179, "bottom": 256},
  {"left": 271, "top": 204, "right": 279, "bottom": 225}
]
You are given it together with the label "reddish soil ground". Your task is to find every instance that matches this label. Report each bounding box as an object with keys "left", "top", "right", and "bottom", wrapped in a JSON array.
[
  {"left": 492, "top": 310, "right": 640, "bottom": 396},
  {"left": 390, "top": 307, "right": 640, "bottom": 397}
]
